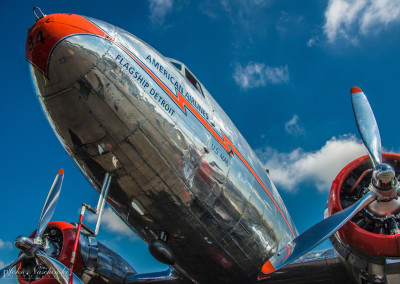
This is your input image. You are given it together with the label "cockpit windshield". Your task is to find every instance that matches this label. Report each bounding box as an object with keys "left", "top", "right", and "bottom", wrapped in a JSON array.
[
  {"left": 168, "top": 58, "right": 205, "bottom": 98},
  {"left": 185, "top": 68, "right": 204, "bottom": 96}
]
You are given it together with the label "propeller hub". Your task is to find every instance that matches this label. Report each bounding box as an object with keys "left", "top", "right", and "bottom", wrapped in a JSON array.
[
  {"left": 14, "top": 236, "right": 34, "bottom": 252},
  {"left": 366, "top": 164, "right": 400, "bottom": 217},
  {"left": 368, "top": 179, "right": 399, "bottom": 202},
  {"left": 372, "top": 163, "right": 397, "bottom": 190},
  {"left": 366, "top": 198, "right": 400, "bottom": 217}
]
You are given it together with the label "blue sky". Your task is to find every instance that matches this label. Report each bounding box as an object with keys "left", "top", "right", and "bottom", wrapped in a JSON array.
[{"left": 1, "top": 0, "right": 400, "bottom": 282}]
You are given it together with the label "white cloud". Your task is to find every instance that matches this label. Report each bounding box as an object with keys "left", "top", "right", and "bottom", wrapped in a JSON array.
[
  {"left": 148, "top": 0, "right": 174, "bottom": 25},
  {"left": 256, "top": 135, "right": 367, "bottom": 192},
  {"left": 322, "top": 0, "right": 400, "bottom": 44},
  {"left": 233, "top": 62, "right": 289, "bottom": 90},
  {"left": 285, "top": 114, "right": 305, "bottom": 136},
  {"left": 307, "top": 37, "right": 319, "bottom": 47},
  {"left": 86, "top": 207, "right": 136, "bottom": 238},
  {"left": 0, "top": 239, "right": 12, "bottom": 250}
]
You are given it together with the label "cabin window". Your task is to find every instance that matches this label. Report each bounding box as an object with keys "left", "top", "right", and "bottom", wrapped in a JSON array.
[
  {"left": 185, "top": 68, "right": 204, "bottom": 97},
  {"left": 171, "top": 61, "right": 182, "bottom": 71}
]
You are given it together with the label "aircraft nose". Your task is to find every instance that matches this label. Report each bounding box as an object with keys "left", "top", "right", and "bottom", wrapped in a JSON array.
[{"left": 25, "top": 11, "right": 109, "bottom": 75}]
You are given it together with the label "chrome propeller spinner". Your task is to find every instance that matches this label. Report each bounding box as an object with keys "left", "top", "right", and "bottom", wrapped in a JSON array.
[
  {"left": 0, "top": 170, "right": 83, "bottom": 284},
  {"left": 262, "top": 86, "right": 398, "bottom": 275}
]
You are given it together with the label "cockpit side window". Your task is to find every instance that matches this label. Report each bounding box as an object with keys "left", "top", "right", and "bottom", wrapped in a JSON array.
[
  {"left": 185, "top": 68, "right": 204, "bottom": 97},
  {"left": 171, "top": 62, "right": 182, "bottom": 71}
]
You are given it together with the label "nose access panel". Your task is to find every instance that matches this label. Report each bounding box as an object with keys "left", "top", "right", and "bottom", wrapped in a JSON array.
[{"left": 26, "top": 13, "right": 109, "bottom": 75}]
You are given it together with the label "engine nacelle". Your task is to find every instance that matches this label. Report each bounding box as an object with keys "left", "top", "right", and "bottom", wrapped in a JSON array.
[
  {"left": 16, "top": 221, "right": 135, "bottom": 284},
  {"left": 78, "top": 229, "right": 136, "bottom": 283},
  {"left": 327, "top": 153, "right": 400, "bottom": 283}
]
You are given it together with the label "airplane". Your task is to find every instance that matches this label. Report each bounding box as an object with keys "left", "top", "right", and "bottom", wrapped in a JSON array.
[{"left": 1, "top": 6, "right": 400, "bottom": 283}]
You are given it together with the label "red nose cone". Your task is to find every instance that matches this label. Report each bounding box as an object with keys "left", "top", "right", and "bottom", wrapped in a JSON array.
[
  {"left": 26, "top": 14, "right": 109, "bottom": 74},
  {"left": 351, "top": 86, "right": 363, "bottom": 94}
]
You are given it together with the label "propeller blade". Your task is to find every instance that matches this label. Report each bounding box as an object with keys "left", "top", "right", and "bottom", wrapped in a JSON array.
[
  {"left": 351, "top": 87, "right": 382, "bottom": 166},
  {"left": 261, "top": 191, "right": 376, "bottom": 274},
  {"left": 0, "top": 253, "right": 26, "bottom": 278},
  {"left": 36, "top": 250, "right": 83, "bottom": 284},
  {"left": 35, "top": 169, "right": 64, "bottom": 239}
]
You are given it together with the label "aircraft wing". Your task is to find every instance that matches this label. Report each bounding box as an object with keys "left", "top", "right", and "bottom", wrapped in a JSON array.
[{"left": 257, "top": 248, "right": 353, "bottom": 283}]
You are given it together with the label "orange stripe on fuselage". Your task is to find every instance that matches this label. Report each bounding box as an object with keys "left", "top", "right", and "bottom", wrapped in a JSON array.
[
  {"left": 114, "top": 42, "right": 295, "bottom": 238},
  {"left": 284, "top": 245, "right": 290, "bottom": 261}
]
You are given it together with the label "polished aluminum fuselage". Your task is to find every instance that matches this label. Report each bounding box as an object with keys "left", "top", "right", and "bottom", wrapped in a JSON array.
[{"left": 28, "top": 16, "right": 297, "bottom": 283}]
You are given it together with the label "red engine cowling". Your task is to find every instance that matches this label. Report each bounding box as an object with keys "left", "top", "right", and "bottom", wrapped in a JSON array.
[
  {"left": 327, "top": 153, "right": 400, "bottom": 283},
  {"left": 17, "top": 221, "right": 85, "bottom": 284},
  {"left": 328, "top": 153, "right": 400, "bottom": 257},
  {"left": 15, "top": 221, "right": 136, "bottom": 283}
]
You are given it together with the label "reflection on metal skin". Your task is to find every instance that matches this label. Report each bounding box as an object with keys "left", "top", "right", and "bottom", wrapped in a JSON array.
[
  {"left": 79, "top": 233, "right": 136, "bottom": 283},
  {"left": 27, "top": 14, "right": 296, "bottom": 282}
]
